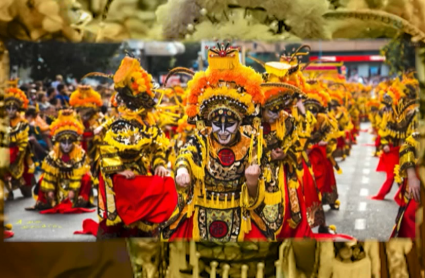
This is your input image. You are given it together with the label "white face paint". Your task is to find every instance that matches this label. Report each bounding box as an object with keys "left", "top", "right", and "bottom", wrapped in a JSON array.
[
  {"left": 6, "top": 106, "right": 17, "bottom": 119},
  {"left": 80, "top": 108, "right": 94, "bottom": 122},
  {"left": 59, "top": 139, "right": 74, "bottom": 154},
  {"left": 211, "top": 117, "right": 239, "bottom": 145},
  {"left": 262, "top": 109, "right": 279, "bottom": 124}
]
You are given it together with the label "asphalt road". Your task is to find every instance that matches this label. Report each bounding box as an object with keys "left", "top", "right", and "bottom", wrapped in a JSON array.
[
  {"left": 4, "top": 122, "right": 398, "bottom": 241},
  {"left": 315, "top": 122, "right": 399, "bottom": 240}
]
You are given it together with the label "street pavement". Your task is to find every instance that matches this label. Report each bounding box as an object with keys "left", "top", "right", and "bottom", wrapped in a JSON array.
[
  {"left": 314, "top": 122, "right": 399, "bottom": 240},
  {"left": 4, "top": 122, "right": 399, "bottom": 241}
]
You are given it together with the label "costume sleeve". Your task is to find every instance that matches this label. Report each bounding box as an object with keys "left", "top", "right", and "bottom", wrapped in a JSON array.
[
  {"left": 151, "top": 127, "right": 169, "bottom": 170},
  {"left": 395, "top": 133, "right": 418, "bottom": 183},
  {"left": 40, "top": 154, "right": 57, "bottom": 192},
  {"left": 174, "top": 135, "right": 204, "bottom": 180},
  {"left": 16, "top": 122, "right": 29, "bottom": 157},
  {"left": 69, "top": 151, "right": 91, "bottom": 191},
  {"left": 378, "top": 111, "right": 390, "bottom": 145}
]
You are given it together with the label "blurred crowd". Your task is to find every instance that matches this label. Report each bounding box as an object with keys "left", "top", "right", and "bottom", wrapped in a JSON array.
[{"left": 17, "top": 75, "right": 114, "bottom": 165}]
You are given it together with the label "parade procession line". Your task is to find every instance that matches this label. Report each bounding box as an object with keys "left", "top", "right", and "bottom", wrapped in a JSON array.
[
  {"left": 324, "top": 122, "right": 400, "bottom": 240},
  {"left": 4, "top": 123, "right": 399, "bottom": 241}
]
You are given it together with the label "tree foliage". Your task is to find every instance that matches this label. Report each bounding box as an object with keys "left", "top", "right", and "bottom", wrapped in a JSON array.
[
  {"left": 6, "top": 40, "right": 121, "bottom": 82},
  {"left": 380, "top": 34, "right": 417, "bottom": 76}
]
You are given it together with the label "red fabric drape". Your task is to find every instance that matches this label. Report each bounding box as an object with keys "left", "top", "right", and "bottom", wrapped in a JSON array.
[
  {"left": 309, "top": 145, "right": 337, "bottom": 198},
  {"left": 113, "top": 175, "right": 178, "bottom": 225}
]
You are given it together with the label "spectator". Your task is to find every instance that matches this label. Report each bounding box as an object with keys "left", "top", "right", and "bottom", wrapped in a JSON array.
[
  {"left": 46, "top": 87, "right": 56, "bottom": 101},
  {"left": 28, "top": 89, "right": 37, "bottom": 106},
  {"left": 51, "top": 75, "right": 63, "bottom": 94},
  {"left": 25, "top": 106, "right": 50, "bottom": 161},
  {"left": 38, "top": 92, "right": 51, "bottom": 111},
  {"left": 55, "top": 84, "right": 70, "bottom": 106}
]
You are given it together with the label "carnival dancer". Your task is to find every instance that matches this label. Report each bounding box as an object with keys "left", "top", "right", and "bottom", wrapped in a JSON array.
[
  {"left": 1, "top": 86, "right": 13, "bottom": 238},
  {"left": 155, "top": 85, "right": 187, "bottom": 140},
  {"left": 5, "top": 78, "right": 35, "bottom": 200},
  {"left": 374, "top": 81, "right": 393, "bottom": 160},
  {"left": 26, "top": 109, "right": 95, "bottom": 212},
  {"left": 161, "top": 43, "right": 271, "bottom": 241},
  {"left": 304, "top": 78, "right": 342, "bottom": 214},
  {"left": 69, "top": 85, "right": 104, "bottom": 167},
  {"left": 370, "top": 75, "right": 418, "bottom": 200},
  {"left": 259, "top": 80, "right": 315, "bottom": 238},
  {"left": 389, "top": 72, "right": 420, "bottom": 237},
  {"left": 84, "top": 55, "right": 176, "bottom": 238},
  {"left": 249, "top": 47, "right": 332, "bottom": 233},
  {"left": 391, "top": 133, "right": 420, "bottom": 238},
  {"left": 327, "top": 84, "right": 353, "bottom": 160},
  {"left": 347, "top": 89, "right": 360, "bottom": 145},
  {"left": 278, "top": 50, "right": 330, "bottom": 232}
]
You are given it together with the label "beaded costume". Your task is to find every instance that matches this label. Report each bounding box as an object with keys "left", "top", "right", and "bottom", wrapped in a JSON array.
[
  {"left": 29, "top": 110, "right": 94, "bottom": 211},
  {"left": 5, "top": 79, "right": 35, "bottom": 200},
  {"left": 304, "top": 78, "right": 341, "bottom": 211},
  {"left": 372, "top": 75, "right": 418, "bottom": 201},
  {"left": 69, "top": 85, "right": 104, "bottom": 168},
  {"left": 162, "top": 43, "right": 270, "bottom": 242},
  {"left": 85, "top": 56, "right": 175, "bottom": 238}
]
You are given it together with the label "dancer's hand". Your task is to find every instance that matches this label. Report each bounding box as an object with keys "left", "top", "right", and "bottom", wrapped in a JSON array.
[
  {"left": 245, "top": 164, "right": 261, "bottom": 197},
  {"left": 383, "top": 145, "right": 390, "bottom": 153},
  {"left": 245, "top": 164, "right": 261, "bottom": 186},
  {"left": 154, "top": 166, "right": 168, "bottom": 177},
  {"left": 47, "top": 191, "right": 54, "bottom": 200},
  {"left": 175, "top": 168, "right": 190, "bottom": 187},
  {"left": 118, "top": 169, "right": 135, "bottom": 179},
  {"left": 94, "top": 126, "right": 103, "bottom": 136},
  {"left": 68, "top": 190, "right": 75, "bottom": 200},
  {"left": 318, "top": 141, "right": 328, "bottom": 146},
  {"left": 271, "top": 148, "right": 286, "bottom": 161},
  {"left": 407, "top": 169, "right": 420, "bottom": 202}
]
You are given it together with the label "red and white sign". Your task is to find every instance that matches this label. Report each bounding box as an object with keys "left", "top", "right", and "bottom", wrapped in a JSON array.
[
  {"left": 159, "top": 75, "right": 181, "bottom": 86},
  {"left": 310, "top": 55, "right": 386, "bottom": 62}
]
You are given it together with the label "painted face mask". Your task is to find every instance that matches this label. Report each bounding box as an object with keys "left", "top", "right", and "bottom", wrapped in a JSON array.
[
  {"left": 6, "top": 104, "right": 18, "bottom": 119},
  {"left": 262, "top": 108, "right": 280, "bottom": 124},
  {"left": 59, "top": 138, "right": 75, "bottom": 154},
  {"left": 79, "top": 108, "right": 95, "bottom": 122},
  {"left": 211, "top": 112, "right": 240, "bottom": 145}
]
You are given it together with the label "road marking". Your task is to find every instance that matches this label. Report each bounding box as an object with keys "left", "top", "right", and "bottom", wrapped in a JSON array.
[
  {"left": 362, "top": 177, "right": 370, "bottom": 184},
  {"left": 360, "top": 188, "right": 369, "bottom": 196},
  {"left": 363, "top": 169, "right": 370, "bottom": 175},
  {"left": 355, "top": 219, "right": 366, "bottom": 230},
  {"left": 358, "top": 202, "right": 367, "bottom": 211}
]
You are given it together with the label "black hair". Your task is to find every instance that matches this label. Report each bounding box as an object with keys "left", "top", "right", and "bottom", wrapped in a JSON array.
[
  {"left": 57, "top": 84, "right": 65, "bottom": 92},
  {"left": 101, "top": 105, "right": 108, "bottom": 115},
  {"left": 25, "top": 106, "right": 38, "bottom": 118},
  {"left": 47, "top": 87, "right": 55, "bottom": 97}
]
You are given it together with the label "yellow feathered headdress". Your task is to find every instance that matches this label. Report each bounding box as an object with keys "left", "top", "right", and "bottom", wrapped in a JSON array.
[
  {"left": 69, "top": 85, "right": 103, "bottom": 109},
  {"left": 5, "top": 79, "right": 29, "bottom": 110},
  {"left": 185, "top": 42, "right": 264, "bottom": 125},
  {"left": 50, "top": 109, "right": 84, "bottom": 142},
  {"left": 82, "top": 56, "right": 156, "bottom": 110}
]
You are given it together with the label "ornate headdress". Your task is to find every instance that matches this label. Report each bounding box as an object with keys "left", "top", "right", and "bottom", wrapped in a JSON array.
[
  {"left": 385, "top": 78, "right": 405, "bottom": 105},
  {"left": 69, "top": 85, "right": 103, "bottom": 109},
  {"left": 326, "top": 83, "right": 346, "bottom": 107},
  {"left": 5, "top": 78, "right": 29, "bottom": 110},
  {"left": 185, "top": 42, "right": 264, "bottom": 126},
  {"left": 366, "top": 98, "right": 380, "bottom": 111},
  {"left": 303, "top": 76, "right": 331, "bottom": 113},
  {"left": 401, "top": 71, "right": 419, "bottom": 100},
  {"left": 50, "top": 109, "right": 84, "bottom": 142},
  {"left": 82, "top": 56, "right": 156, "bottom": 111}
]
